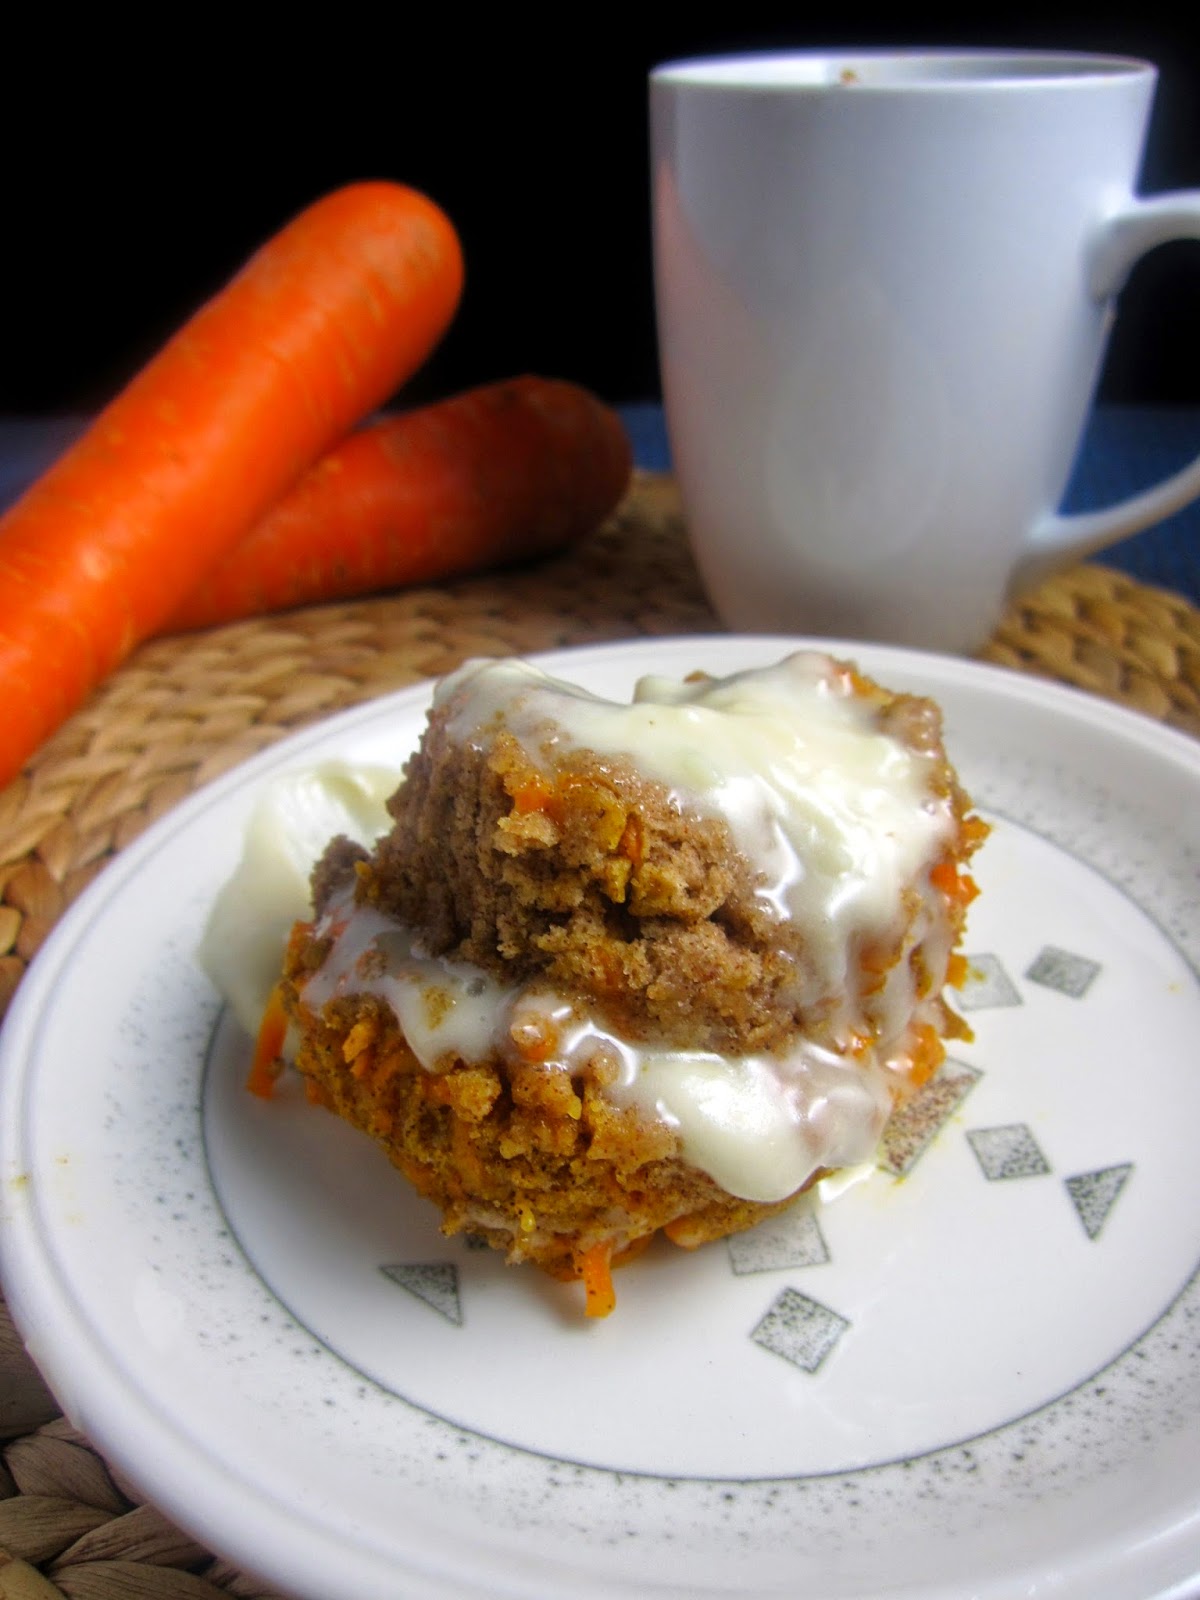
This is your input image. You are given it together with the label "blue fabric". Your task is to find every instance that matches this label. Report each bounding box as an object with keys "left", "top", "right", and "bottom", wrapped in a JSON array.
[
  {"left": 1061, "top": 406, "right": 1200, "bottom": 602},
  {"left": 619, "top": 401, "right": 1200, "bottom": 605},
  {"left": 619, "top": 401, "right": 675, "bottom": 475}
]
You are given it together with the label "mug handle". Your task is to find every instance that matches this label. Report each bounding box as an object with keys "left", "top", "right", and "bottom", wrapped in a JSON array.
[{"left": 1014, "top": 191, "right": 1200, "bottom": 592}]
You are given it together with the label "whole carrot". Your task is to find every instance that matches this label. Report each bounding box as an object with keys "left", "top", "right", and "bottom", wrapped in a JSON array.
[
  {"left": 164, "top": 376, "right": 633, "bottom": 631},
  {"left": 0, "top": 181, "right": 464, "bottom": 791}
]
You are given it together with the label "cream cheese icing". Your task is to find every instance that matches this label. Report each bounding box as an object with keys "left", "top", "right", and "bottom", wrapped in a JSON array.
[
  {"left": 299, "top": 879, "right": 891, "bottom": 1203},
  {"left": 199, "top": 761, "right": 399, "bottom": 1037}
]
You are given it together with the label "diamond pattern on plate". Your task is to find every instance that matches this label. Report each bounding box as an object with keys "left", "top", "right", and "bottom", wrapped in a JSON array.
[
  {"left": 955, "top": 954, "right": 1022, "bottom": 1011},
  {"left": 750, "top": 1288, "right": 849, "bottom": 1374},
  {"left": 966, "top": 1124, "right": 1051, "bottom": 1181},
  {"left": 878, "top": 1056, "right": 983, "bottom": 1176},
  {"left": 1025, "top": 945, "right": 1101, "bottom": 999},
  {"left": 1066, "top": 1164, "right": 1133, "bottom": 1239},
  {"left": 728, "top": 1205, "right": 829, "bottom": 1274},
  {"left": 380, "top": 1262, "right": 463, "bottom": 1326}
]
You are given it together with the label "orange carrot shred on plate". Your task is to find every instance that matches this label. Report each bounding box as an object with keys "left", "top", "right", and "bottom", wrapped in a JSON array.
[
  {"left": 247, "top": 982, "right": 290, "bottom": 1099},
  {"left": 580, "top": 1240, "right": 617, "bottom": 1319},
  {"left": 0, "top": 180, "right": 464, "bottom": 792},
  {"left": 163, "top": 375, "right": 633, "bottom": 632}
]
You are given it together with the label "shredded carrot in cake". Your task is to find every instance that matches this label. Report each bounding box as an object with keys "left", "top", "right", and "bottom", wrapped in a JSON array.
[
  {"left": 247, "top": 982, "right": 289, "bottom": 1099},
  {"left": 662, "top": 1217, "right": 702, "bottom": 1249},
  {"left": 510, "top": 773, "right": 556, "bottom": 814},
  {"left": 905, "top": 1022, "right": 945, "bottom": 1089},
  {"left": 617, "top": 811, "right": 644, "bottom": 865},
  {"left": 930, "top": 859, "right": 972, "bottom": 902}
]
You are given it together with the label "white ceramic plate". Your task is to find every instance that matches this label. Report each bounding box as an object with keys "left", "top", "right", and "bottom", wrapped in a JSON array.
[{"left": 3, "top": 635, "right": 1200, "bottom": 1600}]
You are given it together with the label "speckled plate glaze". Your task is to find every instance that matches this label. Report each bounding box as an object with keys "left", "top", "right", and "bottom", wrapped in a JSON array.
[{"left": 3, "top": 636, "right": 1200, "bottom": 1600}]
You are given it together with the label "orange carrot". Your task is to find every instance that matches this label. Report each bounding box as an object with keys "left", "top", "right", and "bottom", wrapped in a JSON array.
[
  {"left": 164, "top": 376, "right": 633, "bottom": 631},
  {"left": 0, "top": 181, "right": 464, "bottom": 791}
]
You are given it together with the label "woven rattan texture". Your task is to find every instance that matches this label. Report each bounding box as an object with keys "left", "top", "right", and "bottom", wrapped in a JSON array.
[{"left": 0, "top": 470, "right": 1198, "bottom": 1596}]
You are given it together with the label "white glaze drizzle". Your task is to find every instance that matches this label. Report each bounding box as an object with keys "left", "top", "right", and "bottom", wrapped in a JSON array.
[{"left": 303, "top": 880, "right": 894, "bottom": 1204}]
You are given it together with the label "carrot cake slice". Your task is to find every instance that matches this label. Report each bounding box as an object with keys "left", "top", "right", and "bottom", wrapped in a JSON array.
[{"left": 276, "top": 652, "right": 986, "bottom": 1314}]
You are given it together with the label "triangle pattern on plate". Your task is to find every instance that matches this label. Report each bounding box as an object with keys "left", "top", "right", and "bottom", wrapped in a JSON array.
[
  {"left": 380, "top": 1262, "right": 464, "bottom": 1326},
  {"left": 1065, "top": 1164, "right": 1133, "bottom": 1241}
]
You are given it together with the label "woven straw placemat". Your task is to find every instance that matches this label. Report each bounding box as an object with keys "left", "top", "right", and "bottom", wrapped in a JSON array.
[{"left": 1, "top": 471, "right": 1198, "bottom": 1598}]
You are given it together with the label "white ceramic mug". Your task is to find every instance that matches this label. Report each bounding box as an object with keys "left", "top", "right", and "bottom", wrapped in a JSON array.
[{"left": 650, "top": 50, "right": 1200, "bottom": 652}]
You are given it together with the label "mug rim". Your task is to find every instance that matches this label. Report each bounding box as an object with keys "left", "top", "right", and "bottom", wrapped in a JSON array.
[{"left": 649, "top": 47, "right": 1156, "bottom": 91}]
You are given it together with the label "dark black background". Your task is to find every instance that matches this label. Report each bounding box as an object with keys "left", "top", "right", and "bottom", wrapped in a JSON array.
[{"left": 3, "top": 8, "right": 1198, "bottom": 415}]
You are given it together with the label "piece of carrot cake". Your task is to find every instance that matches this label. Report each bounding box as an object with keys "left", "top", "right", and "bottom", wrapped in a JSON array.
[{"left": 276, "top": 652, "right": 986, "bottom": 1314}]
